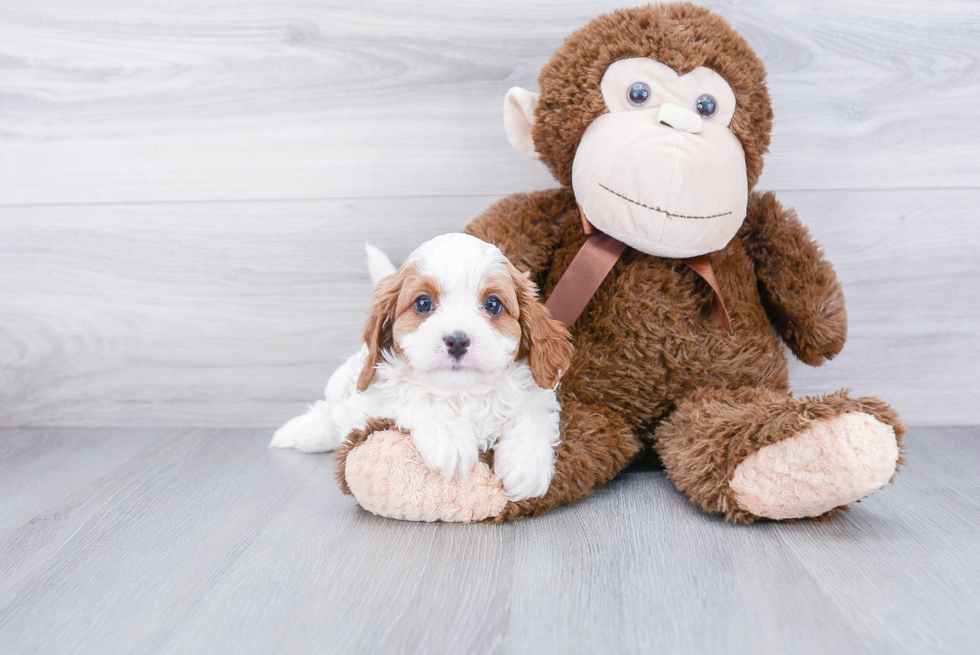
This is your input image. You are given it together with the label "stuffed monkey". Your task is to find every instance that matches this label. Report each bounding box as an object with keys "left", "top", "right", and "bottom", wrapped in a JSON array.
[{"left": 338, "top": 3, "right": 904, "bottom": 523}]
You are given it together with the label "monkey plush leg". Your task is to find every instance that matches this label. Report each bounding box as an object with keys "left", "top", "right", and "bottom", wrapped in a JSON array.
[
  {"left": 654, "top": 387, "right": 905, "bottom": 523},
  {"left": 335, "top": 419, "right": 509, "bottom": 523},
  {"left": 489, "top": 400, "right": 644, "bottom": 522}
]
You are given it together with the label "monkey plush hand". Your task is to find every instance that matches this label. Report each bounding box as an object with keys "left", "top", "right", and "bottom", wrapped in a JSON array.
[{"left": 340, "top": 2, "right": 904, "bottom": 523}]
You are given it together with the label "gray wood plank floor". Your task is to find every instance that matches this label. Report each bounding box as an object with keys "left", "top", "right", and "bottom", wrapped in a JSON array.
[{"left": 1, "top": 427, "right": 976, "bottom": 654}]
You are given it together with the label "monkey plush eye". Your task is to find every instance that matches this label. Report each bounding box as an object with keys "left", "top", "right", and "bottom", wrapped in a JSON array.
[
  {"left": 414, "top": 296, "right": 432, "bottom": 313},
  {"left": 484, "top": 296, "right": 502, "bottom": 315},
  {"left": 627, "top": 82, "right": 651, "bottom": 106},
  {"left": 695, "top": 94, "right": 717, "bottom": 117}
]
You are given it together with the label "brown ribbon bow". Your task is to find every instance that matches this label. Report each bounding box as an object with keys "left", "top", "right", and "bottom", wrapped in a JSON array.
[{"left": 544, "top": 210, "right": 733, "bottom": 332}]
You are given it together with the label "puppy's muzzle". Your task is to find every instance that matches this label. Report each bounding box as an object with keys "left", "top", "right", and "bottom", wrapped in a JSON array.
[{"left": 444, "top": 331, "right": 470, "bottom": 360}]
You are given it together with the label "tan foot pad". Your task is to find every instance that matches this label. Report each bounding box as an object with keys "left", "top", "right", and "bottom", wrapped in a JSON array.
[
  {"left": 344, "top": 430, "right": 508, "bottom": 522},
  {"left": 730, "top": 412, "right": 899, "bottom": 520}
]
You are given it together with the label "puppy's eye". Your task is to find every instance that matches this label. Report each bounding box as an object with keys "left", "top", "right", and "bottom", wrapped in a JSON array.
[
  {"left": 695, "top": 94, "right": 717, "bottom": 117},
  {"left": 484, "top": 296, "right": 502, "bottom": 315},
  {"left": 628, "top": 82, "right": 651, "bottom": 107},
  {"left": 414, "top": 296, "right": 432, "bottom": 313}
]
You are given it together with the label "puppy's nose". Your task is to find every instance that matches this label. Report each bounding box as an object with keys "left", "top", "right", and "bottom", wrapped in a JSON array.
[{"left": 444, "top": 331, "right": 470, "bottom": 359}]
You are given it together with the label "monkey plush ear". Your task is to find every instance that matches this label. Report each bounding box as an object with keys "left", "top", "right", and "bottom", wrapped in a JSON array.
[{"left": 503, "top": 87, "right": 540, "bottom": 159}]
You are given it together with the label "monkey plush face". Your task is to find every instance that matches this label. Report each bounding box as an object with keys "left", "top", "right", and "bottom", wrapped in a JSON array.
[
  {"left": 571, "top": 58, "right": 746, "bottom": 258},
  {"left": 503, "top": 3, "right": 772, "bottom": 258}
]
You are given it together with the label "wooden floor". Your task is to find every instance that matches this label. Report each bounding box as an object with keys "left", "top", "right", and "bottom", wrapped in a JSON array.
[{"left": 0, "top": 427, "right": 976, "bottom": 654}]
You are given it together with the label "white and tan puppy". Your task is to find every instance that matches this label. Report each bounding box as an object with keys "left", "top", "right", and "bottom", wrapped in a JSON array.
[{"left": 270, "top": 233, "right": 572, "bottom": 502}]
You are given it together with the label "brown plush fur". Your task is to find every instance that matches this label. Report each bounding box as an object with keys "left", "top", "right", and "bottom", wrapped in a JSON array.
[
  {"left": 739, "top": 192, "right": 848, "bottom": 365},
  {"left": 463, "top": 182, "right": 904, "bottom": 521},
  {"left": 343, "top": 3, "right": 904, "bottom": 522},
  {"left": 486, "top": 401, "right": 644, "bottom": 522}
]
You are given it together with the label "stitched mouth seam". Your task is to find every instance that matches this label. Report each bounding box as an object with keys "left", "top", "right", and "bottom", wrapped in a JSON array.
[{"left": 598, "top": 183, "right": 732, "bottom": 220}]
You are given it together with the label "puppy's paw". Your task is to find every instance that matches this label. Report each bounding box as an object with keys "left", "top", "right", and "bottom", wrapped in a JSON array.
[
  {"left": 412, "top": 424, "right": 479, "bottom": 480},
  {"left": 496, "top": 458, "right": 554, "bottom": 502},
  {"left": 493, "top": 441, "right": 555, "bottom": 502},
  {"left": 269, "top": 402, "right": 340, "bottom": 452}
]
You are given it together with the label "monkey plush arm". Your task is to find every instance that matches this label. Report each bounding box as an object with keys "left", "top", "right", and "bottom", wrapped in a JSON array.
[
  {"left": 464, "top": 189, "right": 571, "bottom": 280},
  {"left": 737, "top": 191, "right": 847, "bottom": 366}
]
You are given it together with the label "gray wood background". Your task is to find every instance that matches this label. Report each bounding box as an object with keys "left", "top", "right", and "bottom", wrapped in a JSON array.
[{"left": 1, "top": 0, "right": 978, "bottom": 427}]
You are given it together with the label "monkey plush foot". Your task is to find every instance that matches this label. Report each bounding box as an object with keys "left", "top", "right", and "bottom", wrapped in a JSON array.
[
  {"left": 655, "top": 388, "right": 904, "bottom": 523},
  {"left": 729, "top": 412, "right": 899, "bottom": 520},
  {"left": 340, "top": 429, "right": 508, "bottom": 522}
]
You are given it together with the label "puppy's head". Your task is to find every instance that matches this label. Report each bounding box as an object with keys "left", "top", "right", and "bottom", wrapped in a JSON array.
[{"left": 357, "top": 233, "right": 572, "bottom": 392}]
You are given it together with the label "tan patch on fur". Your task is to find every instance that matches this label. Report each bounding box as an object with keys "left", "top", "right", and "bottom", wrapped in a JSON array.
[
  {"left": 357, "top": 274, "right": 402, "bottom": 392},
  {"left": 391, "top": 273, "right": 440, "bottom": 356},
  {"left": 506, "top": 261, "right": 573, "bottom": 389},
  {"left": 357, "top": 263, "right": 440, "bottom": 391},
  {"left": 480, "top": 276, "right": 523, "bottom": 343}
]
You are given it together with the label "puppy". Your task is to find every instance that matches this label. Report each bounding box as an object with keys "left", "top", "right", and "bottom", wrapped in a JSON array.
[{"left": 270, "top": 233, "right": 573, "bottom": 501}]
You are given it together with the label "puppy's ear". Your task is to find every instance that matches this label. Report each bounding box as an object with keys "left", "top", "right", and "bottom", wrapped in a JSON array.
[
  {"left": 357, "top": 271, "right": 403, "bottom": 392},
  {"left": 508, "top": 262, "right": 573, "bottom": 389}
]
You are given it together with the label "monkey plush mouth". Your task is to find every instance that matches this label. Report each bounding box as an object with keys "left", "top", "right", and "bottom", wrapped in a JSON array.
[{"left": 598, "top": 183, "right": 732, "bottom": 220}]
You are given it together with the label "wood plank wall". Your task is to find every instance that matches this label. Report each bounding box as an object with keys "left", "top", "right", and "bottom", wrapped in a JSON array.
[{"left": 1, "top": 0, "right": 977, "bottom": 427}]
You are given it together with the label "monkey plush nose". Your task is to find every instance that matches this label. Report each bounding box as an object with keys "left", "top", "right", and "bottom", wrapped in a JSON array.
[
  {"left": 444, "top": 331, "right": 470, "bottom": 359},
  {"left": 657, "top": 102, "right": 703, "bottom": 134}
]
